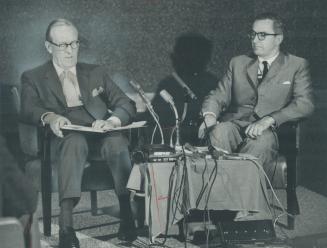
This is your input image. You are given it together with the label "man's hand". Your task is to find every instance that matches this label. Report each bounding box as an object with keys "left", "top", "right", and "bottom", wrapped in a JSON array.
[
  {"left": 198, "top": 114, "right": 218, "bottom": 139},
  {"left": 44, "top": 113, "right": 71, "bottom": 138},
  {"left": 92, "top": 119, "right": 117, "bottom": 131},
  {"left": 245, "top": 116, "right": 275, "bottom": 139}
]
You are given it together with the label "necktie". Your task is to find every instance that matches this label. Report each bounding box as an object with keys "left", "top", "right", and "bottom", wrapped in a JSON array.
[
  {"left": 60, "top": 70, "right": 83, "bottom": 107},
  {"left": 258, "top": 61, "right": 269, "bottom": 84}
]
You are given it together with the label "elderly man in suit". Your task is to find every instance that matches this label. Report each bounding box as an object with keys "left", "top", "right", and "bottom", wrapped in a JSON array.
[
  {"left": 21, "top": 19, "right": 137, "bottom": 247},
  {"left": 199, "top": 12, "right": 314, "bottom": 180}
]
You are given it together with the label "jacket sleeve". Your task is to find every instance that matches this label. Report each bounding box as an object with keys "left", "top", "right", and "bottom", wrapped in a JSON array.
[
  {"left": 270, "top": 59, "right": 315, "bottom": 126},
  {"left": 103, "top": 72, "right": 136, "bottom": 126},
  {"left": 201, "top": 59, "right": 233, "bottom": 118},
  {"left": 20, "top": 72, "right": 48, "bottom": 125}
]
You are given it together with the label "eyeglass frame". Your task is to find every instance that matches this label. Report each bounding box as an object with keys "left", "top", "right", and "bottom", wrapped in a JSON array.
[
  {"left": 47, "top": 40, "right": 80, "bottom": 50},
  {"left": 248, "top": 31, "right": 281, "bottom": 41}
]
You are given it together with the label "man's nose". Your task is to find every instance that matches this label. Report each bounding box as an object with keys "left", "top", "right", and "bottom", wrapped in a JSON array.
[
  {"left": 65, "top": 45, "right": 73, "bottom": 53},
  {"left": 252, "top": 34, "right": 260, "bottom": 43}
]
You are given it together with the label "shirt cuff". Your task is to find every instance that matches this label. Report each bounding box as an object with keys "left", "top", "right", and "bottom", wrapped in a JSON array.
[
  {"left": 267, "top": 115, "right": 277, "bottom": 130},
  {"left": 202, "top": 112, "right": 217, "bottom": 118},
  {"left": 107, "top": 116, "right": 121, "bottom": 127},
  {"left": 40, "top": 112, "right": 55, "bottom": 126}
]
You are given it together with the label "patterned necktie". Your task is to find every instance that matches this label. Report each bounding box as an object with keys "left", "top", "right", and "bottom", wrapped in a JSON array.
[
  {"left": 258, "top": 61, "right": 269, "bottom": 84},
  {"left": 60, "top": 70, "right": 83, "bottom": 107}
]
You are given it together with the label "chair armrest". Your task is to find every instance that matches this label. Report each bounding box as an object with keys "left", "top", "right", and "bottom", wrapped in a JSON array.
[
  {"left": 39, "top": 125, "right": 52, "bottom": 167},
  {"left": 18, "top": 123, "right": 39, "bottom": 158},
  {"left": 277, "top": 121, "right": 300, "bottom": 155}
]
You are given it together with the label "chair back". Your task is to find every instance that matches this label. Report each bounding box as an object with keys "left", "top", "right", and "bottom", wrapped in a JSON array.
[
  {"left": 0, "top": 217, "right": 25, "bottom": 248},
  {"left": 11, "top": 86, "right": 39, "bottom": 158}
]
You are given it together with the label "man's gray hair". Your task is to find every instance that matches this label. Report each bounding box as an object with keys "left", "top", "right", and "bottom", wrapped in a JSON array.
[{"left": 45, "top": 18, "right": 78, "bottom": 42}]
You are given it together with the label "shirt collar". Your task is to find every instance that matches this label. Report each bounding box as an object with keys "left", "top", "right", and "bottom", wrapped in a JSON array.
[
  {"left": 52, "top": 61, "right": 77, "bottom": 76},
  {"left": 258, "top": 52, "right": 279, "bottom": 66}
]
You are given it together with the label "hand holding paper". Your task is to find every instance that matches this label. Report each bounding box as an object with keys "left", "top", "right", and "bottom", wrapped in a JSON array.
[{"left": 61, "top": 121, "right": 146, "bottom": 133}]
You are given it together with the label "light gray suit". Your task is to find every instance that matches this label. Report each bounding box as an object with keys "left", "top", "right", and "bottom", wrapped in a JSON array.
[{"left": 202, "top": 52, "right": 314, "bottom": 179}]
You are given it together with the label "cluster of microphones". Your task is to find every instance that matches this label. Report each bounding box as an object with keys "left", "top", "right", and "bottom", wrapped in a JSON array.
[{"left": 129, "top": 78, "right": 196, "bottom": 150}]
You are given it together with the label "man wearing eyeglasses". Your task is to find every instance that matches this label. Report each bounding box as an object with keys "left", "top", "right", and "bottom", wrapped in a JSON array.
[
  {"left": 21, "top": 19, "right": 137, "bottom": 247},
  {"left": 199, "top": 12, "right": 314, "bottom": 181}
]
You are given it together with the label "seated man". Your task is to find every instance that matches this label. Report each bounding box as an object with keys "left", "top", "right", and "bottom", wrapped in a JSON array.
[
  {"left": 151, "top": 33, "right": 217, "bottom": 145},
  {"left": 20, "top": 19, "right": 137, "bottom": 247},
  {"left": 199, "top": 12, "right": 314, "bottom": 181}
]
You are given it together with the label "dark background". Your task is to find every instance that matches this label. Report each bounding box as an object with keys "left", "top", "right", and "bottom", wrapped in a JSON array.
[{"left": 0, "top": 0, "right": 326, "bottom": 194}]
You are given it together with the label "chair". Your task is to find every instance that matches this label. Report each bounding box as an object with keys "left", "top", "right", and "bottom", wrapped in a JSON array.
[
  {"left": 273, "top": 121, "right": 301, "bottom": 229},
  {"left": 0, "top": 217, "right": 25, "bottom": 248},
  {"left": 10, "top": 86, "right": 116, "bottom": 236}
]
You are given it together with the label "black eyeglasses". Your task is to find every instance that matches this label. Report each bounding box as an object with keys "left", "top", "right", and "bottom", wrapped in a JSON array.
[
  {"left": 48, "top": 40, "right": 80, "bottom": 50},
  {"left": 248, "top": 31, "right": 280, "bottom": 41}
]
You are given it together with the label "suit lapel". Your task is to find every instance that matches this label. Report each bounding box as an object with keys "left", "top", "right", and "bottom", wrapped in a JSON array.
[
  {"left": 44, "top": 62, "right": 67, "bottom": 107},
  {"left": 246, "top": 56, "right": 259, "bottom": 92},
  {"left": 76, "top": 64, "right": 108, "bottom": 120},
  {"left": 76, "top": 64, "right": 90, "bottom": 104},
  {"left": 261, "top": 52, "right": 285, "bottom": 84}
]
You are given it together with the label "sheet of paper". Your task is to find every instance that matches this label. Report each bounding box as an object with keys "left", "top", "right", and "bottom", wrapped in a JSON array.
[{"left": 61, "top": 121, "right": 146, "bottom": 133}]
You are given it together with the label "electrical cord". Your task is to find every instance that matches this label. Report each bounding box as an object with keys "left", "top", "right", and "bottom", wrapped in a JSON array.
[
  {"left": 247, "top": 158, "right": 292, "bottom": 219},
  {"left": 199, "top": 110, "right": 219, "bottom": 248},
  {"left": 198, "top": 111, "right": 290, "bottom": 246},
  {"left": 269, "top": 130, "right": 280, "bottom": 229},
  {"left": 150, "top": 112, "right": 161, "bottom": 144},
  {"left": 149, "top": 153, "right": 188, "bottom": 246},
  {"left": 148, "top": 160, "right": 178, "bottom": 246},
  {"left": 195, "top": 156, "right": 209, "bottom": 208}
]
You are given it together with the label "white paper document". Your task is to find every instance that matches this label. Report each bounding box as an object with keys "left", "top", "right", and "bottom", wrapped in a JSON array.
[{"left": 61, "top": 121, "right": 146, "bottom": 133}]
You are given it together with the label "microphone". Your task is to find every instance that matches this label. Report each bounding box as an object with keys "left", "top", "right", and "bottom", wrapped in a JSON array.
[
  {"left": 172, "top": 72, "right": 197, "bottom": 100},
  {"left": 129, "top": 80, "right": 153, "bottom": 110},
  {"left": 159, "top": 90, "right": 181, "bottom": 147},
  {"left": 159, "top": 89, "right": 174, "bottom": 104},
  {"left": 129, "top": 80, "right": 164, "bottom": 145}
]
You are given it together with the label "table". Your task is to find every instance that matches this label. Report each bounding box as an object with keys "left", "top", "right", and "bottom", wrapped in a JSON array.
[{"left": 127, "top": 154, "right": 272, "bottom": 241}]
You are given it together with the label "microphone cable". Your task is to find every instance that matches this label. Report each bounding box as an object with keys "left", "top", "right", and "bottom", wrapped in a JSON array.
[{"left": 199, "top": 110, "right": 220, "bottom": 247}]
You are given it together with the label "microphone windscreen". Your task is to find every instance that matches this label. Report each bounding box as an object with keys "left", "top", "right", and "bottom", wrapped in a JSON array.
[{"left": 159, "top": 90, "right": 173, "bottom": 103}]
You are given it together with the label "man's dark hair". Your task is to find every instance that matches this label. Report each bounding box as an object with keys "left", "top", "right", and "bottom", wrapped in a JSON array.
[
  {"left": 45, "top": 18, "right": 77, "bottom": 42},
  {"left": 254, "top": 12, "right": 284, "bottom": 35}
]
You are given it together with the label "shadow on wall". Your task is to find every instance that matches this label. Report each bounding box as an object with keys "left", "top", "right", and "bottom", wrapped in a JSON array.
[{"left": 149, "top": 33, "right": 218, "bottom": 145}]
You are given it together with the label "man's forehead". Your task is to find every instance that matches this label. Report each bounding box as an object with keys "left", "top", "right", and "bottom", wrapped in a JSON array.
[
  {"left": 252, "top": 19, "right": 274, "bottom": 32},
  {"left": 50, "top": 25, "right": 78, "bottom": 41}
]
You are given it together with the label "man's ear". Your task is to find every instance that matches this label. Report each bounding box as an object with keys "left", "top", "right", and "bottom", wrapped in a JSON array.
[
  {"left": 45, "top": 41, "right": 52, "bottom": 54},
  {"left": 276, "top": 34, "right": 283, "bottom": 45}
]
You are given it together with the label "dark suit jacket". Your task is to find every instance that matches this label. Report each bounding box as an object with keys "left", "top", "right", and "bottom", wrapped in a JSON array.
[
  {"left": 20, "top": 61, "right": 136, "bottom": 126},
  {"left": 202, "top": 52, "right": 314, "bottom": 126}
]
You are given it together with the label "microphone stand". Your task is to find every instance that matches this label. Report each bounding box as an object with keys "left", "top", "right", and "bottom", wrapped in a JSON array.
[
  {"left": 129, "top": 80, "right": 164, "bottom": 145},
  {"left": 159, "top": 90, "right": 181, "bottom": 149},
  {"left": 170, "top": 103, "right": 181, "bottom": 148}
]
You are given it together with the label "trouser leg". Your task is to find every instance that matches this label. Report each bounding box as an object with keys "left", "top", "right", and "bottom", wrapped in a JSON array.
[
  {"left": 239, "top": 129, "right": 279, "bottom": 181},
  {"left": 100, "top": 131, "right": 136, "bottom": 240},
  {"left": 209, "top": 121, "right": 243, "bottom": 153},
  {"left": 100, "top": 131, "right": 132, "bottom": 196},
  {"left": 53, "top": 132, "right": 88, "bottom": 203},
  {"left": 53, "top": 133, "right": 88, "bottom": 229}
]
